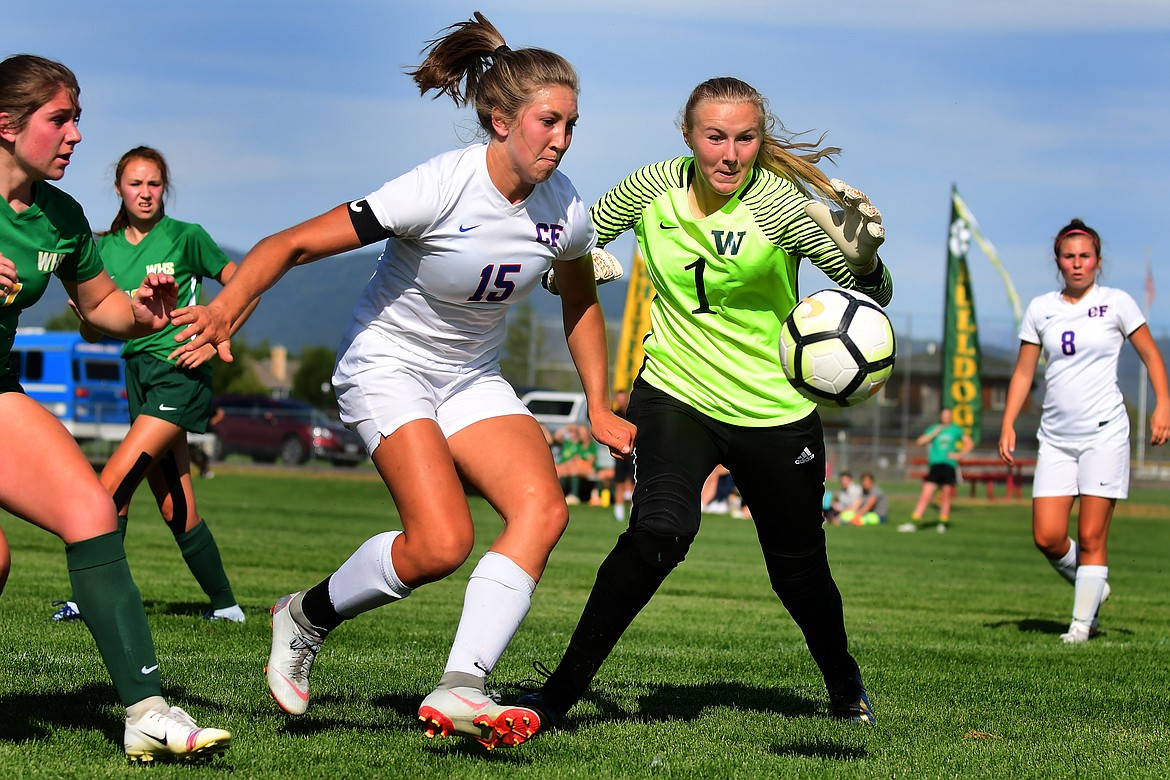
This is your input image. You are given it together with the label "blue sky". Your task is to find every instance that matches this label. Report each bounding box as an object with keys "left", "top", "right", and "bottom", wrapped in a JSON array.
[{"left": 9, "top": 1, "right": 1170, "bottom": 348}]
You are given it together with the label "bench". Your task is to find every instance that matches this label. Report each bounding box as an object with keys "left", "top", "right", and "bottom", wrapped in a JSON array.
[{"left": 907, "top": 457, "right": 1036, "bottom": 499}]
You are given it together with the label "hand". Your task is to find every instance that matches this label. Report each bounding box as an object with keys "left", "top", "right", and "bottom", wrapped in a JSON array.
[
  {"left": 0, "top": 253, "right": 17, "bottom": 303},
  {"left": 1150, "top": 404, "right": 1169, "bottom": 447},
  {"left": 169, "top": 303, "right": 235, "bottom": 363},
  {"left": 998, "top": 428, "right": 1016, "bottom": 465},
  {"left": 542, "top": 247, "right": 624, "bottom": 296},
  {"left": 131, "top": 273, "right": 177, "bottom": 331},
  {"left": 589, "top": 408, "right": 636, "bottom": 461},
  {"left": 173, "top": 342, "right": 221, "bottom": 370},
  {"left": 804, "top": 179, "right": 885, "bottom": 276}
]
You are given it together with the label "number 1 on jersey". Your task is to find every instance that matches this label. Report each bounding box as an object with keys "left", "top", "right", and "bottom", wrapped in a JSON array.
[{"left": 685, "top": 256, "right": 712, "bottom": 314}]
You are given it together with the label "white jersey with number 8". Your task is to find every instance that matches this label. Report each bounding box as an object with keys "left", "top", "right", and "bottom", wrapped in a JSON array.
[{"left": 1019, "top": 284, "right": 1144, "bottom": 440}]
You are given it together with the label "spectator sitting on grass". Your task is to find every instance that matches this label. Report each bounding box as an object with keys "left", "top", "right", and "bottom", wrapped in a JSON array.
[{"left": 840, "top": 473, "right": 887, "bottom": 526}]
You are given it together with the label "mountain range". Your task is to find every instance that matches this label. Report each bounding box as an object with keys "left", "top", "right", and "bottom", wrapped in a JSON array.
[{"left": 22, "top": 250, "right": 1164, "bottom": 412}]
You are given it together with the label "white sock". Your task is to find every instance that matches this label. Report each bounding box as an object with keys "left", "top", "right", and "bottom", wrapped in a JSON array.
[
  {"left": 1072, "top": 564, "right": 1108, "bottom": 626},
  {"left": 442, "top": 552, "right": 535, "bottom": 679},
  {"left": 329, "top": 531, "right": 412, "bottom": 618},
  {"left": 1048, "top": 538, "right": 1078, "bottom": 585},
  {"left": 613, "top": 502, "right": 625, "bottom": 522}
]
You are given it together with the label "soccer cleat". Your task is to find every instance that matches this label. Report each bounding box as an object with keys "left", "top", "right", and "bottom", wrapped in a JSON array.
[
  {"left": 265, "top": 593, "right": 325, "bottom": 715},
  {"left": 896, "top": 523, "right": 918, "bottom": 533},
  {"left": 418, "top": 686, "right": 541, "bottom": 750},
  {"left": 831, "top": 689, "right": 876, "bottom": 725},
  {"left": 515, "top": 689, "right": 558, "bottom": 732},
  {"left": 936, "top": 522, "right": 948, "bottom": 534},
  {"left": 124, "top": 704, "right": 230, "bottom": 763},
  {"left": 51, "top": 600, "right": 82, "bottom": 622},
  {"left": 203, "top": 604, "right": 246, "bottom": 623},
  {"left": 829, "top": 662, "right": 875, "bottom": 725},
  {"left": 1061, "top": 621, "right": 1092, "bottom": 644},
  {"left": 833, "top": 692, "right": 879, "bottom": 725}
]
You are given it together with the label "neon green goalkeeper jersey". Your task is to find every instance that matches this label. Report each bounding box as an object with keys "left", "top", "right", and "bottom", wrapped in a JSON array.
[
  {"left": 590, "top": 157, "right": 893, "bottom": 426},
  {"left": 97, "top": 215, "right": 230, "bottom": 371}
]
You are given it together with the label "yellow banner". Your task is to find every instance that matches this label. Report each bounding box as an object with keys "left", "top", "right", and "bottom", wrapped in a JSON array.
[{"left": 612, "top": 247, "right": 655, "bottom": 393}]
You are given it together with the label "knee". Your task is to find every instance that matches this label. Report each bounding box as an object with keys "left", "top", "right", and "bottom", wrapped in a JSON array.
[
  {"left": 628, "top": 530, "right": 693, "bottom": 571},
  {"left": 1032, "top": 530, "right": 1066, "bottom": 557},
  {"left": 70, "top": 480, "right": 120, "bottom": 532},
  {"left": 630, "top": 476, "right": 703, "bottom": 538},
  {"left": 404, "top": 528, "right": 475, "bottom": 582},
  {"left": 534, "top": 500, "right": 570, "bottom": 550},
  {"left": 763, "top": 545, "right": 831, "bottom": 599},
  {"left": 1034, "top": 533, "right": 1071, "bottom": 558}
]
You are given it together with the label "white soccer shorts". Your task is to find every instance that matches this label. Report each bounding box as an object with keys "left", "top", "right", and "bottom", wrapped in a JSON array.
[
  {"left": 1033, "top": 416, "right": 1131, "bottom": 500},
  {"left": 334, "top": 353, "right": 530, "bottom": 455}
]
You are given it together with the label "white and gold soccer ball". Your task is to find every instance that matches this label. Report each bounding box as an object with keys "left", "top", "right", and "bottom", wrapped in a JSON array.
[{"left": 778, "top": 288, "right": 896, "bottom": 407}]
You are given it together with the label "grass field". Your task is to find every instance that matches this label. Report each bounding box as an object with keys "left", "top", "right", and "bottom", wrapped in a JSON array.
[{"left": 1, "top": 469, "right": 1168, "bottom": 779}]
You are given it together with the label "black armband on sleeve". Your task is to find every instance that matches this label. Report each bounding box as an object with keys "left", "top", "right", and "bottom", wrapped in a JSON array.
[{"left": 347, "top": 199, "right": 393, "bottom": 246}]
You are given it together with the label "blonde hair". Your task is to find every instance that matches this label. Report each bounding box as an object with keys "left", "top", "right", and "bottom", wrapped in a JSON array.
[
  {"left": 681, "top": 77, "right": 842, "bottom": 204},
  {"left": 406, "top": 11, "right": 579, "bottom": 137}
]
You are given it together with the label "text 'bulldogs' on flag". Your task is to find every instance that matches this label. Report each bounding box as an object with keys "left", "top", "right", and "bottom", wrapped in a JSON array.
[{"left": 943, "top": 186, "right": 983, "bottom": 444}]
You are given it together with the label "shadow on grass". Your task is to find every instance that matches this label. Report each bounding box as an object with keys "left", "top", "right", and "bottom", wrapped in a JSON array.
[
  {"left": 627, "top": 680, "right": 822, "bottom": 724},
  {"left": 984, "top": 617, "right": 1133, "bottom": 638},
  {"left": 487, "top": 678, "right": 825, "bottom": 728},
  {"left": 143, "top": 598, "right": 220, "bottom": 618},
  {"left": 771, "top": 739, "right": 867, "bottom": 761},
  {"left": 0, "top": 681, "right": 230, "bottom": 757}
]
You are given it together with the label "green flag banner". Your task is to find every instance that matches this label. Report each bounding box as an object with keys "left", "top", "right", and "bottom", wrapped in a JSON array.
[{"left": 944, "top": 186, "right": 982, "bottom": 444}]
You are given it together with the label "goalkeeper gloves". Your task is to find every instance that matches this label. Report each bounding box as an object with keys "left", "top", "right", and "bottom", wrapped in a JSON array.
[
  {"left": 804, "top": 179, "right": 885, "bottom": 277},
  {"left": 541, "top": 247, "right": 624, "bottom": 296}
]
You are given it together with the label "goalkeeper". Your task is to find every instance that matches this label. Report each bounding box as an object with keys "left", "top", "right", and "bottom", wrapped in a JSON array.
[{"left": 515, "top": 76, "right": 891, "bottom": 737}]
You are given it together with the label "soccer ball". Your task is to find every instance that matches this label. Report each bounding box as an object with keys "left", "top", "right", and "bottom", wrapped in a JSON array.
[{"left": 778, "top": 288, "right": 896, "bottom": 407}]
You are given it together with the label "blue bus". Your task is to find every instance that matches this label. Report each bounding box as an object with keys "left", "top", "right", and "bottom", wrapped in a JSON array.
[{"left": 9, "top": 328, "right": 130, "bottom": 442}]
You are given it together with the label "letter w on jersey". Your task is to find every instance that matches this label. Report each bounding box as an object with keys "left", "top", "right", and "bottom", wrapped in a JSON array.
[
  {"left": 711, "top": 231, "right": 746, "bottom": 256},
  {"left": 37, "top": 251, "right": 64, "bottom": 273}
]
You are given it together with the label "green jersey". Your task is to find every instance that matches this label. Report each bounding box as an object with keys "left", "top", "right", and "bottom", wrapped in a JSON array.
[
  {"left": 590, "top": 158, "right": 893, "bottom": 425},
  {"left": 926, "top": 423, "right": 966, "bottom": 466},
  {"left": 97, "top": 216, "right": 229, "bottom": 370},
  {"left": 0, "top": 182, "right": 104, "bottom": 364},
  {"left": 557, "top": 434, "right": 597, "bottom": 466}
]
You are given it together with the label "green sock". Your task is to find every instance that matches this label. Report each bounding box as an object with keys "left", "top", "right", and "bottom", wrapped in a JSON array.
[
  {"left": 66, "top": 531, "right": 160, "bottom": 707},
  {"left": 176, "top": 521, "right": 236, "bottom": 610}
]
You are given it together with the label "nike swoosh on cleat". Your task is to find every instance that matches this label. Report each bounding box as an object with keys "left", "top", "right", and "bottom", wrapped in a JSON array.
[
  {"left": 140, "top": 664, "right": 159, "bottom": 675},
  {"left": 449, "top": 690, "right": 492, "bottom": 711},
  {"left": 273, "top": 671, "right": 310, "bottom": 701},
  {"left": 141, "top": 729, "right": 168, "bottom": 747}
]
